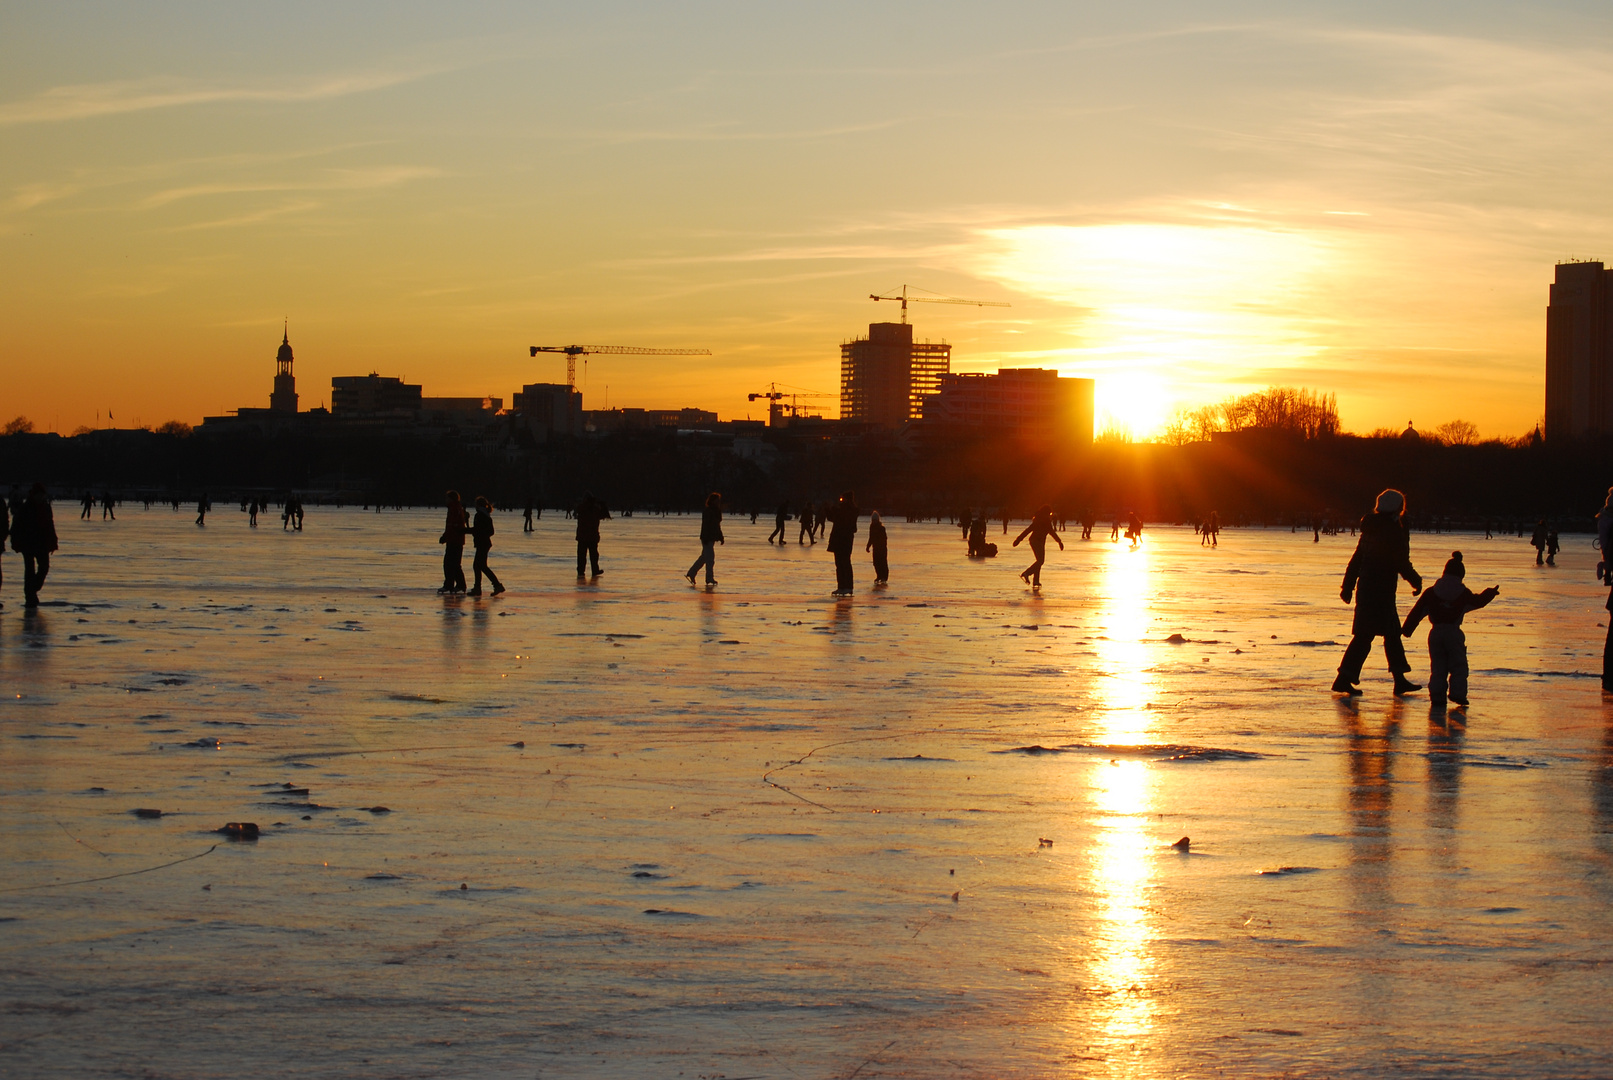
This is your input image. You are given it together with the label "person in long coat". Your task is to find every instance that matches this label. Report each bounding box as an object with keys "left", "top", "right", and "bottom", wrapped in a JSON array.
[
  {"left": 826, "top": 490, "right": 860, "bottom": 595},
  {"left": 468, "top": 495, "right": 504, "bottom": 596},
  {"left": 1333, "top": 488, "right": 1422, "bottom": 696},
  {"left": 13, "top": 483, "right": 59, "bottom": 609}
]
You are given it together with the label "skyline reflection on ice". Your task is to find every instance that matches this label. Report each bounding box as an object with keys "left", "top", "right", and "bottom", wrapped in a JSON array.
[{"left": 2, "top": 507, "right": 1612, "bottom": 1078}]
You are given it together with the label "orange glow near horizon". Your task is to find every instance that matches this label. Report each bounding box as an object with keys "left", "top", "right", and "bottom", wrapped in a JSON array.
[{"left": 0, "top": 9, "right": 1591, "bottom": 436}]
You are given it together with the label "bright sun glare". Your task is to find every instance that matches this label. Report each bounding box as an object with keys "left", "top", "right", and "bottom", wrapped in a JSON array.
[{"left": 975, "top": 221, "right": 1330, "bottom": 437}]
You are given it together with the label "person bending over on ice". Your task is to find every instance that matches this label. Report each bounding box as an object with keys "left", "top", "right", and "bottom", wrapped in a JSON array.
[
  {"left": 1401, "top": 551, "right": 1497, "bottom": 708},
  {"left": 1014, "top": 504, "right": 1063, "bottom": 588},
  {"left": 1333, "top": 488, "right": 1424, "bottom": 697}
]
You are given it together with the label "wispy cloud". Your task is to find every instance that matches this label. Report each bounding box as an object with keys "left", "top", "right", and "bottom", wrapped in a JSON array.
[
  {"left": 0, "top": 67, "right": 447, "bottom": 126},
  {"left": 141, "top": 166, "right": 441, "bottom": 209}
]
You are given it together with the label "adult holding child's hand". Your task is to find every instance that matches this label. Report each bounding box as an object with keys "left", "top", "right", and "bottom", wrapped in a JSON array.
[{"left": 1333, "top": 488, "right": 1423, "bottom": 698}]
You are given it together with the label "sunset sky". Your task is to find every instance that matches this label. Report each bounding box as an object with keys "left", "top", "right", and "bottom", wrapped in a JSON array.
[{"left": 5, "top": 2, "right": 1613, "bottom": 438}]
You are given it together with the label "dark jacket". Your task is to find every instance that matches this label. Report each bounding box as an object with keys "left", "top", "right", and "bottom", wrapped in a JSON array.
[
  {"left": 866, "top": 520, "right": 887, "bottom": 553},
  {"left": 1342, "top": 511, "right": 1421, "bottom": 636},
  {"left": 1402, "top": 576, "right": 1495, "bottom": 633},
  {"left": 471, "top": 509, "right": 495, "bottom": 551},
  {"left": 440, "top": 503, "right": 468, "bottom": 547},
  {"left": 11, "top": 491, "right": 58, "bottom": 556},
  {"left": 575, "top": 498, "right": 609, "bottom": 543},
  {"left": 699, "top": 504, "right": 724, "bottom": 545},
  {"left": 825, "top": 497, "right": 859, "bottom": 554}
]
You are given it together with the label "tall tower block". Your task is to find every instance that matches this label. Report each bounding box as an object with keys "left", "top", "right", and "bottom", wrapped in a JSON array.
[
  {"left": 839, "top": 322, "right": 951, "bottom": 429},
  {"left": 270, "top": 327, "right": 299, "bottom": 414}
]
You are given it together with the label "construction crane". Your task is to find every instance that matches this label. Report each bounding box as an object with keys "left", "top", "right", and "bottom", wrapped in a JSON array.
[
  {"left": 528, "top": 344, "right": 712, "bottom": 392},
  {"left": 748, "top": 382, "right": 832, "bottom": 426},
  {"left": 869, "top": 284, "right": 1010, "bottom": 324}
]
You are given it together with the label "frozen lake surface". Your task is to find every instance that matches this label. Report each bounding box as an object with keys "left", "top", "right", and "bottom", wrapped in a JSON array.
[{"left": 3, "top": 507, "right": 1612, "bottom": 1078}]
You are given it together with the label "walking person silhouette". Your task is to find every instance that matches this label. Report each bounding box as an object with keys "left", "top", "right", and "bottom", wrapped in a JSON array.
[
  {"left": 768, "top": 500, "right": 790, "bottom": 545},
  {"left": 1014, "top": 504, "right": 1064, "bottom": 588},
  {"left": 826, "top": 490, "right": 859, "bottom": 595},
  {"left": 438, "top": 490, "right": 469, "bottom": 594},
  {"left": 574, "top": 492, "right": 609, "bottom": 578},
  {"left": 468, "top": 496, "right": 504, "bottom": 596},
  {"left": 1333, "top": 488, "right": 1423, "bottom": 697},
  {"left": 12, "top": 483, "right": 57, "bottom": 610},
  {"left": 685, "top": 492, "right": 724, "bottom": 585}
]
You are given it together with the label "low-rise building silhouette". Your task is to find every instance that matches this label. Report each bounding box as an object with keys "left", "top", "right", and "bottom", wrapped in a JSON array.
[{"left": 921, "top": 368, "right": 1095, "bottom": 443}]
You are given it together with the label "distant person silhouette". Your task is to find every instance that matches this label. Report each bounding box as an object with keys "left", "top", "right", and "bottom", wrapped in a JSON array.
[
  {"left": 1080, "top": 508, "right": 1094, "bottom": 540},
  {"left": 1402, "top": 551, "right": 1498, "bottom": 708},
  {"left": 1202, "top": 510, "right": 1220, "bottom": 547},
  {"left": 0, "top": 493, "right": 8, "bottom": 607},
  {"left": 195, "top": 494, "right": 208, "bottom": 527},
  {"left": 826, "top": 490, "right": 860, "bottom": 595},
  {"left": 102, "top": 492, "right": 115, "bottom": 521},
  {"left": 1598, "top": 489, "right": 1613, "bottom": 692},
  {"left": 1125, "top": 511, "right": 1143, "bottom": 547},
  {"left": 575, "top": 492, "right": 609, "bottom": 577},
  {"left": 1110, "top": 517, "right": 1121, "bottom": 542},
  {"left": 438, "top": 490, "right": 469, "bottom": 594},
  {"left": 1333, "top": 488, "right": 1423, "bottom": 697},
  {"left": 468, "top": 496, "right": 504, "bottom": 596},
  {"left": 12, "top": 483, "right": 58, "bottom": 609},
  {"left": 80, "top": 492, "right": 93, "bottom": 520},
  {"left": 248, "top": 498, "right": 259, "bottom": 527},
  {"left": 797, "top": 501, "right": 814, "bottom": 545},
  {"left": 866, "top": 510, "right": 889, "bottom": 584},
  {"left": 1531, "top": 519, "right": 1548, "bottom": 565},
  {"left": 768, "top": 501, "right": 790, "bottom": 544},
  {"left": 686, "top": 492, "right": 724, "bottom": 585},
  {"left": 523, "top": 500, "right": 534, "bottom": 533},
  {"left": 1547, "top": 528, "right": 1560, "bottom": 566},
  {"left": 1001, "top": 508, "right": 1009, "bottom": 535},
  {"left": 293, "top": 498, "right": 304, "bottom": 531},
  {"left": 1014, "top": 504, "right": 1064, "bottom": 588}
]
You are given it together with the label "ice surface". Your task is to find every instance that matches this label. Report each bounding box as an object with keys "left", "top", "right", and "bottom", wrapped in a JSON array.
[{"left": 3, "top": 508, "right": 1612, "bottom": 1077}]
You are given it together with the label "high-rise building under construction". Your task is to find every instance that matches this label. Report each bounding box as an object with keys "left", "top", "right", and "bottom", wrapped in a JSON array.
[
  {"left": 1546, "top": 260, "right": 1613, "bottom": 439},
  {"left": 840, "top": 322, "right": 950, "bottom": 428}
]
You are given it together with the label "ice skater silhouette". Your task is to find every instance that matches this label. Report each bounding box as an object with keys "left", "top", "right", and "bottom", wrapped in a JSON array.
[
  {"left": 1014, "top": 504, "right": 1064, "bottom": 588},
  {"left": 686, "top": 492, "right": 724, "bottom": 585}
]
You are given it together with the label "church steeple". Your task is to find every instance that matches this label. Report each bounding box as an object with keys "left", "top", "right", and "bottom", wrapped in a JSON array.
[{"left": 270, "top": 323, "right": 299, "bottom": 414}]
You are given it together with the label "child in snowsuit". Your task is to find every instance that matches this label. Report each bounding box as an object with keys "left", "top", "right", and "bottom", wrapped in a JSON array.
[{"left": 1401, "top": 551, "right": 1498, "bottom": 707}]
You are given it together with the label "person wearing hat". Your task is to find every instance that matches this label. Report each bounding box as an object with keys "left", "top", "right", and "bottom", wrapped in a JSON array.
[
  {"left": 1333, "top": 488, "right": 1424, "bottom": 696},
  {"left": 1401, "top": 551, "right": 1499, "bottom": 708}
]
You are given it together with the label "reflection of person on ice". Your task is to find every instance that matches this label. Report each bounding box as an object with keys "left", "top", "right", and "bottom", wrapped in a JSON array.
[
  {"left": 1333, "top": 489, "right": 1423, "bottom": 697},
  {"left": 1401, "top": 551, "right": 1497, "bottom": 708}
]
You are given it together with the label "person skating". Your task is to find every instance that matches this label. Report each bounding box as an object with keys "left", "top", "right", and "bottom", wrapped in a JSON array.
[
  {"left": 1014, "top": 504, "right": 1064, "bottom": 588},
  {"left": 866, "top": 510, "right": 889, "bottom": 585},
  {"left": 1401, "top": 551, "right": 1498, "bottom": 708},
  {"left": 1546, "top": 528, "right": 1560, "bottom": 566},
  {"left": 468, "top": 496, "right": 504, "bottom": 596},
  {"left": 685, "top": 492, "right": 724, "bottom": 585},
  {"left": 826, "top": 490, "right": 859, "bottom": 595},
  {"left": 575, "top": 492, "right": 609, "bottom": 577},
  {"left": 1598, "top": 490, "right": 1613, "bottom": 692},
  {"left": 1531, "top": 519, "right": 1548, "bottom": 565},
  {"left": 12, "top": 483, "right": 57, "bottom": 609},
  {"left": 80, "top": 492, "right": 93, "bottom": 520},
  {"left": 1333, "top": 488, "right": 1424, "bottom": 697},
  {"left": 438, "top": 490, "right": 469, "bottom": 593},
  {"left": 195, "top": 493, "right": 208, "bottom": 527},
  {"left": 768, "top": 501, "right": 790, "bottom": 544},
  {"left": 0, "top": 492, "right": 8, "bottom": 608}
]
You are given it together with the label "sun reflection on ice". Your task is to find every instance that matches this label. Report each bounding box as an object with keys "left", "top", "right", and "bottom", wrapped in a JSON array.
[{"left": 1083, "top": 542, "right": 1158, "bottom": 1073}]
